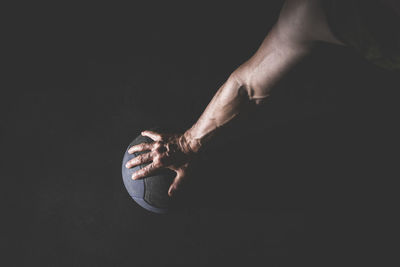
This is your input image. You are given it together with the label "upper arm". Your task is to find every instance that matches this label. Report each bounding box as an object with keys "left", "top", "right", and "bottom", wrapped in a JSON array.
[
  {"left": 233, "top": 0, "right": 343, "bottom": 101},
  {"left": 275, "top": 0, "right": 343, "bottom": 46}
]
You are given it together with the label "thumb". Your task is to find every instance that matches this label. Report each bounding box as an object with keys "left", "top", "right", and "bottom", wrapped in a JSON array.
[{"left": 168, "top": 170, "right": 185, "bottom": 197}]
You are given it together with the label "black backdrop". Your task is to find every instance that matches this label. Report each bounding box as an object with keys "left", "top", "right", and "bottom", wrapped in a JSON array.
[{"left": 3, "top": 1, "right": 399, "bottom": 266}]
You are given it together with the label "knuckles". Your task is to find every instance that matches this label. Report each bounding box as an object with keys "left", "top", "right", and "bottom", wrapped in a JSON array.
[
  {"left": 153, "top": 141, "right": 162, "bottom": 149},
  {"left": 153, "top": 157, "right": 163, "bottom": 168},
  {"left": 153, "top": 153, "right": 168, "bottom": 167},
  {"left": 132, "top": 134, "right": 186, "bottom": 169}
]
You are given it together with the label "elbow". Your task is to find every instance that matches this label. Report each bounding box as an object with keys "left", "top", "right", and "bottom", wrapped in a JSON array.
[{"left": 229, "top": 69, "right": 271, "bottom": 106}]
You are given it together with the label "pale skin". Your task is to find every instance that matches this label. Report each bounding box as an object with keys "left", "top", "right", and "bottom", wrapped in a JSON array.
[{"left": 125, "top": 0, "right": 345, "bottom": 196}]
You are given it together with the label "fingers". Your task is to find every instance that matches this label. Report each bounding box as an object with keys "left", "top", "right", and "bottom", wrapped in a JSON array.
[
  {"left": 132, "top": 161, "right": 160, "bottom": 180},
  {"left": 128, "top": 143, "right": 153, "bottom": 154},
  {"left": 125, "top": 152, "right": 152, "bottom": 168},
  {"left": 168, "top": 170, "right": 185, "bottom": 197},
  {"left": 141, "top": 130, "right": 163, "bottom": 141}
]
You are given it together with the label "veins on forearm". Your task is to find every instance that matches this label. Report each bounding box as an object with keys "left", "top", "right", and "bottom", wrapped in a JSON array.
[{"left": 187, "top": 79, "right": 254, "bottom": 148}]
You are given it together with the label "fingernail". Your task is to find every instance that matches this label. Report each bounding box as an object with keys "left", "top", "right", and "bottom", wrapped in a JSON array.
[
  {"left": 131, "top": 174, "right": 136, "bottom": 180},
  {"left": 125, "top": 163, "right": 130, "bottom": 168}
]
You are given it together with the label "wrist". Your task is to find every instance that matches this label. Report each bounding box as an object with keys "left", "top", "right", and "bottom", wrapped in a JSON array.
[{"left": 183, "top": 129, "right": 202, "bottom": 154}]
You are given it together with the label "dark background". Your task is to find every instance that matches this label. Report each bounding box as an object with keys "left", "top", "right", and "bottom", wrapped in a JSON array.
[{"left": 3, "top": 1, "right": 399, "bottom": 266}]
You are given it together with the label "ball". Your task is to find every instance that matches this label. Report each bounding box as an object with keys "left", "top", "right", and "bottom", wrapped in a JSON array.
[{"left": 121, "top": 134, "right": 175, "bottom": 214}]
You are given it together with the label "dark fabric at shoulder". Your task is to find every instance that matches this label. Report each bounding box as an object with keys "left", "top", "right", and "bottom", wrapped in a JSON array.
[{"left": 323, "top": 0, "right": 400, "bottom": 71}]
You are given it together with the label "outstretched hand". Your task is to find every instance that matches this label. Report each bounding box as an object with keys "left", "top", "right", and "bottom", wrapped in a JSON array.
[{"left": 125, "top": 130, "right": 197, "bottom": 197}]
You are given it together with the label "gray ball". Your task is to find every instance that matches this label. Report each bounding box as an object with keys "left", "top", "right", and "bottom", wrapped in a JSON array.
[{"left": 121, "top": 134, "right": 175, "bottom": 214}]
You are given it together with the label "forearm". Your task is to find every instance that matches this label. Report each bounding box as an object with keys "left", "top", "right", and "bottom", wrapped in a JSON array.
[
  {"left": 183, "top": 0, "right": 341, "bottom": 153},
  {"left": 184, "top": 26, "right": 312, "bottom": 153},
  {"left": 183, "top": 73, "right": 248, "bottom": 152}
]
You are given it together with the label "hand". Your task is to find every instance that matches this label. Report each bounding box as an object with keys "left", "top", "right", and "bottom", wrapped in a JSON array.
[{"left": 125, "top": 130, "right": 198, "bottom": 197}]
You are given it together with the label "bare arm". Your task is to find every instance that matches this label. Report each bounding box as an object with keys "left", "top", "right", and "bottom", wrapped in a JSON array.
[
  {"left": 185, "top": 0, "right": 342, "bottom": 152},
  {"left": 126, "top": 0, "right": 343, "bottom": 196}
]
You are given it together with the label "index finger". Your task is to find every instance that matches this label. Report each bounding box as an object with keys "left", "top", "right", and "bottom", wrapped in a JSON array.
[
  {"left": 128, "top": 143, "right": 153, "bottom": 154},
  {"left": 141, "top": 130, "right": 163, "bottom": 141}
]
